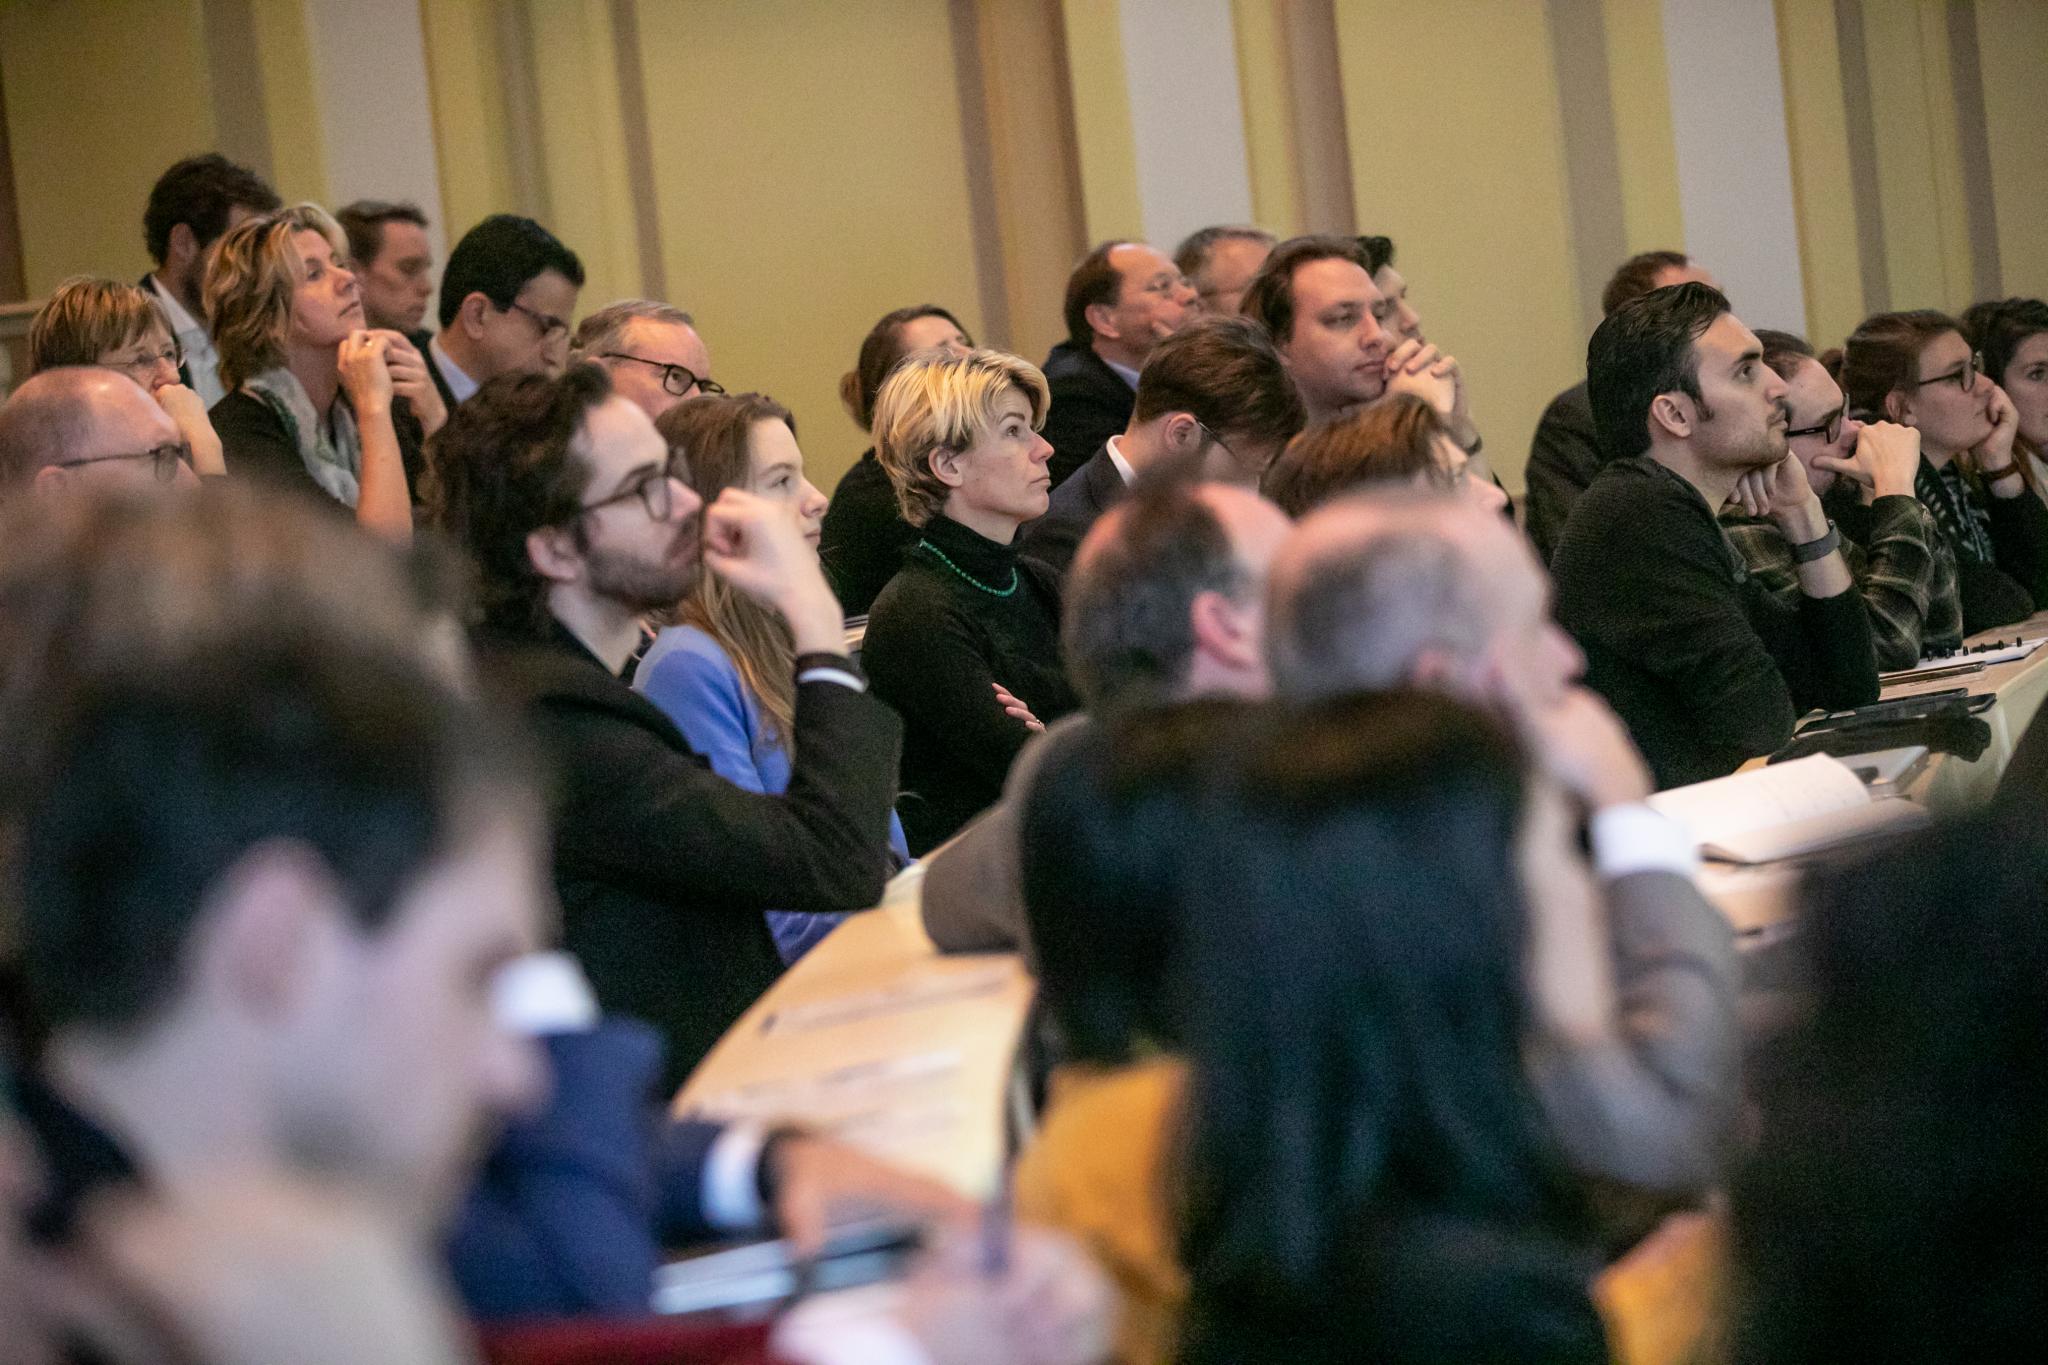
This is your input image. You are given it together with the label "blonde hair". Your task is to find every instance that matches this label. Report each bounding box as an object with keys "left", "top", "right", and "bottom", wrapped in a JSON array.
[
  {"left": 203, "top": 202, "right": 349, "bottom": 391},
  {"left": 870, "top": 348, "right": 1049, "bottom": 527},
  {"left": 28, "top": 277, "right": 170, "bottom": 374}
]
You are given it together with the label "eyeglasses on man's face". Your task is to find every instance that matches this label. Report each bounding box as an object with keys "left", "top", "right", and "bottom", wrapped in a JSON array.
[
  {"left": 1915, "top": 351, "right": 1984, "bottom": 393},
  {"left": 575, "top": 448, "right": 691, "bottom": 522},
  {"left": 601, "top": 352, "right": 725, "bottom": 398},
  {"left": 1785, "top": 411, "right": 1844, "bottom": 444},
  {"left": 505, "top": 299, "right": 571, "bottom": 342},
  {"left": 55, "top": 442, "right": 193, "bottom": 483}
]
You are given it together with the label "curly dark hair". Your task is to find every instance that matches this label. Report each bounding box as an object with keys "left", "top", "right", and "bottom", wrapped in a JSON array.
[
  {"left": 423, "top": 364, "right": 614, "bottom": 633},
  {"left": 142, "top": 154, "right": 280, "bottom": 265}
]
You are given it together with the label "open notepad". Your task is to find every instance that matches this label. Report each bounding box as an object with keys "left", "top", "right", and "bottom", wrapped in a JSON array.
[{"left": 1646, "top": 753, "right": 1930, "bottom": 865}]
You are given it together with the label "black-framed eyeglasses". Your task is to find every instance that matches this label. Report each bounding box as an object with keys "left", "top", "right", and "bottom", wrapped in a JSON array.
[
  {"left": 601, "top": 352, "right": 725, "bottom": 398},
  {"left": 1785, "top": 410, "right": 1844, "bottom": 444},
  {"left": 1915, "top": 351, "right": 1983, "bottom": 392},
  {"left": 575, "top": 449, "right": 689, "bottom": 522},
  {"left": 505, "top": 299, "right": 570, "bottom": 341},
  {"left": 55, "top": 442, "right": 192, "bottom": 483}
]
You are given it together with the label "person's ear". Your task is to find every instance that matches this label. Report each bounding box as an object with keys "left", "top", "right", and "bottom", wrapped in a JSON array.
[
  {"left": 165, "top": 222, "right": 199, "bottom": 275},
  {"left": 458, "top": 292, "right": 493, "bottom": 340},
  {"left": 1885, "top": 388, "right": 1912, "bottom": 425},
  {"left": 1649, "top": 392, "right": 1693, "bottom": 441},
  {"left": 926, "top": 445, "right": 968, "bottom": 490},
  {"left": 1189, "top": 589, "right": 1258, "bottom": 670},
  {"left": 201, "top": 841, "right": 343, "bottom": 1023},
  {"left": 1164, "top": 412, "right": 1203, "bottom": 453},
  {"left": 1083, "top": 299, "right": 1122, "bottom": 343},
  {"left": 525, "top": 524, "right": 585, "bottom": 587}
]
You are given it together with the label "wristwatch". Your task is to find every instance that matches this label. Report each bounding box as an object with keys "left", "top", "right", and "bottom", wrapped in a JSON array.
[{"left": 1790, "top": 520, "right": 1841, "bottom": 563}]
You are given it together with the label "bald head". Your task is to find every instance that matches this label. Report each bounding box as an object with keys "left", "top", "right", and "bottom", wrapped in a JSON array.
[
  {"left": 1267, "top": 491, "right": 1578, "bottom": 711},
  {"left": 0, "top": 368, "right": 183, "bottom": 497},
  {"left": 1065, "top": 479, "right": 1290, "bottom": 710}
]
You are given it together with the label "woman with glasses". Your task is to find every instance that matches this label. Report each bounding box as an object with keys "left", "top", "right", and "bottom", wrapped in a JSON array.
[
  {"left": 26, "top": 275, "right": 226, "bottom": 478},
  {"left": 1262, "top": 392, "right": 1510, "bottom": 519},
  {"left": 203, "top": 204, "right": 446, "bottom": 539},
  {"left": 817, "top": 304, "right": 975, "bottom": 615},
  {"left": 637, "top": 392, "right": 908, "bottom": 963},
  {"left": 1964, "top": 297, "right": 2048, "bottom": 509},
  {"left": 863, "top": 347, "right": 1079, "bottom": 854},
  {"left": 1841, "top": 309, "right": 2048, "bottom": 630}
]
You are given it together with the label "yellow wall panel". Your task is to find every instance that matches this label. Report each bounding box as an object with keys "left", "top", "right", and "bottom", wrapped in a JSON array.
[
  {"left": 420, "top": 0, "right": 523, "bottom": 244},
  {"left": 528, "top": 1, "right": 646, "bottom": 311},
  {"left": 247, "top": 0, "right": 328, "bottom": 206},
  {"left": 635, "top": 0, "right": 990, "bottom": 488},
  {"left": 1231, "top": 0, "right": 1302, "bottom": 237},
  {"left": 1600, "top": 0, "right": 1684, "bottom": 253},
  {"left": 1774, "top": 0, "right": 1867, "bottom": 346},
  {"left": 1973, "top": 0, "right": 2048, "bottom": 299},
  {"left": 1057, "top": 0, "right": 1143, "bottom": 243},
  {"left": 0, "top": 0, "right": 217, "bottom": 292},
  {"left": 1858, "top": 0, "right": 1973, "bottom": 311},
  {"left": 1333, "top": 0, "right": 1583, "bottom": 493}
]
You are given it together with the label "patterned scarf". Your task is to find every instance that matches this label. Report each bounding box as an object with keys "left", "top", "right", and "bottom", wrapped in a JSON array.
[
  {"left": 1915, "top": 457, "right": 1994, "bottom": 565},
  {"left": 241, "top": 367, "right": 361, "bottom": 507}
]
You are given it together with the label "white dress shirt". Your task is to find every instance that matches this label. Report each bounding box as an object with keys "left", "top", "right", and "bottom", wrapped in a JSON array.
[{"left": 147, "top": 275, "right": 226, "bottom": 408}]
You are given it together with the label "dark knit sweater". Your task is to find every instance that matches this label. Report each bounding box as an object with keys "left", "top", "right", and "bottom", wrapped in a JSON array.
[
  {"left": 819, "top": 447, "right": 917, "bottom": 616},
  {"left": 1552, "top": 457, "right": 1879, "bottom": 789},
  {"left": 863, "top": 513, "right": 1079, "bottom": 853}
]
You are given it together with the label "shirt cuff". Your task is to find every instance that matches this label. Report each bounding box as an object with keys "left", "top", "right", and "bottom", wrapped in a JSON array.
[
  {"left": 795, "top": 651, "right": 867, "bottom": 693},
  {"left": 798, "top": 666, "right": 867, "bottom": 692},
  {"left": 1589, "top": 803, "right": 1698, "bottom": 880},
  {"left": 774, "top": 1290, "right": 935, "bottom": 1365},
  {"left": 491, "top": 951, "right": 600, "bottom": 1037},
  {"left": 702, "top": 1121, "right": 771, "bottom": 1231}
]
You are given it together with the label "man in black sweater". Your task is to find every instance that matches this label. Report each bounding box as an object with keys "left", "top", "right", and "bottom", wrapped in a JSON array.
[
  {"left": 1552, "top": 283, "right": 1878, "bottom": 789},
  {"left": 427, "top": 364, "right": 903, "bottom": 1085}
]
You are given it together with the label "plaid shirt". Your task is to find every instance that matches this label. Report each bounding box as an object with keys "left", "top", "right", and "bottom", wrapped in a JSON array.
[{"left": 1719, "top": 489, "right": 1960, "bottom": 671}]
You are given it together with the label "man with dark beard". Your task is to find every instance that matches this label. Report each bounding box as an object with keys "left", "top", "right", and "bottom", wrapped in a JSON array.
[{"left": 426, "top": 364, "right": 904, "bottom": 1082}]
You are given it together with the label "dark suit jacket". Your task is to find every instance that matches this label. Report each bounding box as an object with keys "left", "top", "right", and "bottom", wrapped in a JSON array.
[
  {"left": 1525, "top": 381, "right": 1603, "bottom": 565},
  {"left": 1040, "top": 341, "right": 1135, "bottom": 489},
  {"left": 428, "top": 337, "right": 462, "bottom": 414},
  {"left": 819, "top": 448, "right": 916, "bottom": 616},
  {"left": 210, "top": 389, "right": 430, "bottom": 504},
  {"left": 477, "top": 621, "right": 903, "bottom": 1087},
  {"left": 1020, "top": 442, "right": 1126, "bottom": 582},
  {"left": 449, "top": 1021, "right": 737, "bottom": 1319}
]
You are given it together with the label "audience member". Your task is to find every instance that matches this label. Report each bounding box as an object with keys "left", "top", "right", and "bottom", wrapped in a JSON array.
[
  {"left": 336, "top": 199, "right": 437, "bottom": 344},
  {"left": 203, "top": 204, "right": 441, "bottom": 535},
  {"left": 1525, "top": 250, "right": 1717, "bottom": 562},
  {"left": 636, "top": 392, "right": 907, "bottom": 965},
  {"left": 1017, "top": 695, "right": 1612, "bottom": 1365},
  {"left": 1730, "top": 803, "right": 2048, "bottom": 1361},
  {"left": 922, "top": 477, "right": 1291, "bottom": 958},
  {"left": 1263, "top": 393, "right": 1508, "bottom": 518},
  {"left": 1173, "top": 225, "right": 1273, "bottom": 317},
  {"left": 138, "top": 153, "right": 282, "bottom": 407},
  {"left": 1553, "top": 283, "right": 1877, "bottom": 787},
  {"left": 1238, "top": 234, "right": 1479, "bottom": 451},
  {"left": 0, "top": 367, "right": 197, "bottom": 498},
  {"left": 1840, "top": 309, "right": 2048, "bottom": 632},
  {"left": 574, "top": 298, "right": 720, "bottom": 420},
  {"left": 1963, "top": 296, "right": 2048, "bottom": 503},
  {"left": 27, "top": 275, "right": 226, "bottom": 477},
  {"left": 1266, "top": 493, "right": 1739, "bottom": 1199},
  {"left": 430, "top": 213, "right": 585, "bottom": 408},
  {"left": 1358, "top": 233, "right": 1423, "bottom": 343},
  {"left": 820, "top": 305, "right": 975, "bottom": 614},
  {"left": 863, "top": 348, "right": 1077, "bottom": 853},
  {"left": 1719, "top": 330, "right": 1956, "bottom": 669},
  {"left": 428, "top": 365, "right": 902, "bottom": 1082},
  {"left": 1040, "top": 241, "right": 1197, "bottom": 487},
  {"left": 1020, "top": 314, "right": 1303, "bottom": 578}
]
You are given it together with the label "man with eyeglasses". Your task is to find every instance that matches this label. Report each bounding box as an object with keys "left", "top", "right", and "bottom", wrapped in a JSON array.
[
  {"left": 428, "top": 364, "right": 902, "bottom": 1086},
  {"left": 1019, "top": 316, "right": 1304, "bottom": 581},
  {"left": 1719, "top": 331, "right": 1959, "bottom": 670},
  {"left": 428, "top": 214, "right": 586, "bottom": 412},
  {"left": 1039, "top": 240, "right": 1200, "bottom": 489},
  {"left": 572, "top": 299, "right": 722, "bottom": 421},
  {"left": 0, "top": 367, "right": 198, "bottom": 499}
]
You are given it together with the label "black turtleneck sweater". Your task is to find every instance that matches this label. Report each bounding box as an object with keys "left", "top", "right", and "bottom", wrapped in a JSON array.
[{"left": 863, "top": 513, "right": 1078, "bottom": 853}]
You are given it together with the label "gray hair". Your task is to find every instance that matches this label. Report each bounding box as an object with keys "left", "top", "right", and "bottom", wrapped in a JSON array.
[
  {"left": 1267, "top": 503, "right": 1493, "bottom": 700},
  {"left": 572, "top": 298, "right": 696, "bottom": 357}
]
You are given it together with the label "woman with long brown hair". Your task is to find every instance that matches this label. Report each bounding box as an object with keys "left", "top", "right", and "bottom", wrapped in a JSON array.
[{"left": 636, "top": 393, "right": 908, "bottom": 962}]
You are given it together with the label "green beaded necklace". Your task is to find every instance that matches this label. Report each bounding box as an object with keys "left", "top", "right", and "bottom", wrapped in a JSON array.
[{"left": 915, "top": 538, "right": 1019, "bottom": 597}]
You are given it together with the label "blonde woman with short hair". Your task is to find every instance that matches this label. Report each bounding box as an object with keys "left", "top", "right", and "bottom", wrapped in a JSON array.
[
  {"left": 28, "top": 276, "right": 226, "bottom": 476},
  {"left": 203, "top": 203, "right": 443, "bottom": 538},
  {"left": 863, "top": 347, "right": 1078, "bottom": 852}
]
